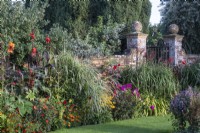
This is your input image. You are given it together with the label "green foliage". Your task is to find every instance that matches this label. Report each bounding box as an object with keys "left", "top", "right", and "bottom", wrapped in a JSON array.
[
  {"left": 161, "top": 1, "right": 200, "bottom": 54},
  {"left": 138, "top": 0, "right": 152, "bottom": 33},
  {"left": 0, "top": 0, "right": 48, "bottom": 67},
  {"left": 88, "top": 17, "right": 126, "bottom": 55},
  {"left": 147, "top": 24, "right": 163, "bottom": 46},
  {"left": 177, "top": 62, "right": 200, "bottom": 89},
  {"left": 44, "top": 0, "right": 151, "bottom": 35},
  {"left": 134, "top": 94, "right": 169, "bottom": 118},
  {"left": 48, "top": 24, "right": 101, "bottom": 58},
  {"left": 48, "top": 52, "right": 112, "bottom": 125},
  {"left": 119, "top": 63, "right": 179, "bottom": 98},
  {"left": 112, "top": 89, "right": 137, "bottom": 121}
]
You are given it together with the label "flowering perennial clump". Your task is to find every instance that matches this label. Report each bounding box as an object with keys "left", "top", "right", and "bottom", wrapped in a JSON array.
[{"left": 170, "top": 87, "right": 200, "bottom": 132}]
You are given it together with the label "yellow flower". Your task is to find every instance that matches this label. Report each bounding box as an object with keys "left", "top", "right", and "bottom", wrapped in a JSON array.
[
  {"left": 69, "top": 99, "right": 72, "bottom": 103},
  {"left": 0, "top": 112, "right": 3, "bottom": 116},
  {"left": 67, "top": 122, "right": 71, "bottom": 128},
  {"left": 110, "top": 105, "right": 115, "bottom": 109}
]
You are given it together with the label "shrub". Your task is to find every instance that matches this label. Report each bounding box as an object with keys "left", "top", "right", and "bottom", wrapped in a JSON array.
[
  {"left": 177, "top": 61, "right": 200, "bottom": 89},
  {"left": 101, "top": 63, "right": 138, "bottom": 120},
  {"left": 112, "top": 88, "right": 137, "bottom": 121},
  {"left": 48, "top": 24, "right": 100, "bottom": 58},
  {"left": 170, "top": 87, "right": 200, "bottom": 132},
  {"left": 119, "top": 63, "right": 179, "bottom": 98},
  {"left": 0, "top": 1, "right": 48, "bottom": 67}
]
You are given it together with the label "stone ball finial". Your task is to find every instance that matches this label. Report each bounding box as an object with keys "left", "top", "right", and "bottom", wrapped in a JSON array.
[
  {"left": 132, "top": 21, "right": 143, "bottom": 32},
  {"left": 169, "top": 24, "right": 179, "bottom": 34}
]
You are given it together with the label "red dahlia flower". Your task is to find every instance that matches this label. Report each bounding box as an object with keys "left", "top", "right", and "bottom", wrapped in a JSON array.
[
  {"left": 45, "top": 36, "right": 51, "bottom": 44},
  {"left": 113, "top": 65, "right": 117, "bottom": 70},
  {"left": 31, "top": 47, "right": 37, "bottom": 57},
  {"left": 63, "top": 100, "right": 67, "bottom": 105},
  {"left": 30, "top": 32, "right": 35, "bottom": 40},
  {"left": 182, "top": 60, "right": 186, "bottom": 65}
]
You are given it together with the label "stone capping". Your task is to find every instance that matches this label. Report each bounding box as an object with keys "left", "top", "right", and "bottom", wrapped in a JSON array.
[
  {"left": 126, "top": 32, "right": 148, "bottom": 37},
  {"left": 163, "top": 34, "right": 184, "bottom": 39},
  {"left": 132, "top": 21, "right": 143, "bottom": 33},
  {"left": 168, "top": 24, "right": 179, "bottom": 34}
]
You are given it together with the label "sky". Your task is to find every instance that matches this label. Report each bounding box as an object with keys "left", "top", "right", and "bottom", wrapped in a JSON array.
[{"left": 149, "top": 0, "right": 162, "bottom": 25}]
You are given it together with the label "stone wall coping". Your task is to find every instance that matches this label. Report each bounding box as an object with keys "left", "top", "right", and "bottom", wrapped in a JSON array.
[{"left": 186, "top": 54, "right": 200, "bottom": 57}]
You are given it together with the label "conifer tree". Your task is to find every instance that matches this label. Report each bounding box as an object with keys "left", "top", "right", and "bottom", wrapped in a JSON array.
[{"left": 44, "top": 0, "right": 151, "bottom": 35}]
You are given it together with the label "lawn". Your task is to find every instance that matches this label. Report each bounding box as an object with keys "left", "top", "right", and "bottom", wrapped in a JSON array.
[{"left": 52, "top": 115, "right": 173, "bottom": 133}]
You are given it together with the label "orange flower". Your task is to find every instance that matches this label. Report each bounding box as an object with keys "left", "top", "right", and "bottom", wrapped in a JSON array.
[
  {"left": 70, "top": 119, "right": 74, "bottom": 122},
  {"left": 33, "top": 105, "right": 37, "bottom": 110},
  {"left": 43, "top": 104, "right": 48, "bottom": 110},
  {"left": 7, "top": 42, "right": 15, "bottom": 53}
]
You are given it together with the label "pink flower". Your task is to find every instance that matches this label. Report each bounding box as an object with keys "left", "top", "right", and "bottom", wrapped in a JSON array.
[
  {"left": 182, "top": 60, "right": 186, "bottom": 65},
  {"left": 116, "top": 83, "right": 121, "bottom": 89},
  {"left": 41, "top": 113, "right": 45, "bottom": 117},
  {"left": 120, "top": 83, "right": 132, "bottom": 91},
  {"left": 46, "top": 119, "right": 49, "bottom": 124},
  {"left": 113, "top": 89, "right": 117, "bottom": 97},
  {"left": 11, "top": 82, "right": 16, "bottom": 85},
  {"left": 132, "top": 88, "right": 140, "bottom": 97}
]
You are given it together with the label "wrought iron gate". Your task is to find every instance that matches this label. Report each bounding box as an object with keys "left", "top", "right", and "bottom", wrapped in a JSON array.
[{"left": 146, "top": 41, "right": 169, "bottom": 64}]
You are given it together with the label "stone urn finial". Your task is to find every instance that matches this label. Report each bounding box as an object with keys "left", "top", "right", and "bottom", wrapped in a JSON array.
[
  {"left": 132, "top": 21, "right": 142, "bottom": 33},
  {"left": 169, "top": 24, "right": 179, "bottom": 34}
]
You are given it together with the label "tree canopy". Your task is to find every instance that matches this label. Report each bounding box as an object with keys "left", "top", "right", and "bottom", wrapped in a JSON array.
[
  {"left": 161, "top": 0, "right": 200, "bottom": 54},
  {"left": 44, "top": 0, "right": 151, "bottom": 35}
]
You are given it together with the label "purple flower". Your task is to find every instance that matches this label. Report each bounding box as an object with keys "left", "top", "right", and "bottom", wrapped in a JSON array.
[
  {"left": 126, "top": 83, "right": 132, "bottom": 89},
  {"left": 120, "top": 86, "right": 126, "bottom": 91},
  {"left": 120, "top": 83, "right": 132, "bottom": 91},
  {"left": 150, "top": 105, "right": 155, "bottom": 111}
]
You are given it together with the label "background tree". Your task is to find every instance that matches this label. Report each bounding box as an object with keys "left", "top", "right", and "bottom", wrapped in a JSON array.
[
  {"left": 161, "top": 0, "right": 200, "bottom": 54},
  {"left": 44, "top": 0, "right": 151, "bottom": 35}
]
